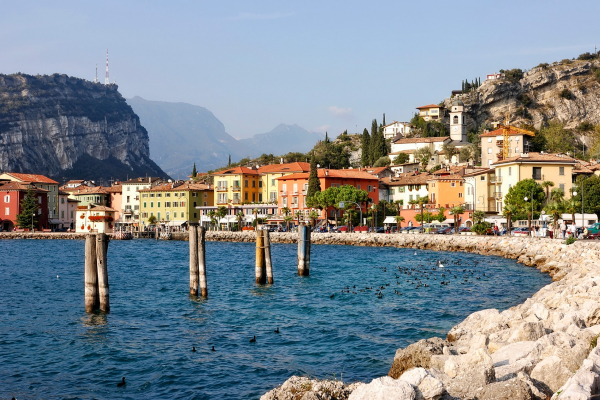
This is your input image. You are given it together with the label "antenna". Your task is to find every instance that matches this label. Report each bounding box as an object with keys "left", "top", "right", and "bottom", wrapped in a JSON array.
[
  {"left": 94, "top": 64, "right": 98, "bottom": 83},
  {"left": 105, "top": 49, "right": 109, "bottom": 85}
]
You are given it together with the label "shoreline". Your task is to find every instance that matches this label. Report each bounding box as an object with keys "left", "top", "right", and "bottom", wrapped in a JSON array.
[{"left": 3, "top": 231, "right": 599, "bottom": 398}]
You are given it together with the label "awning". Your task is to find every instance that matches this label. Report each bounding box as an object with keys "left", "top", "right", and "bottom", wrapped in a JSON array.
[
  {"left": 49, "top": 219, "right": 61, "bottom": 225},
  {"left": 167, "top": 220, "right": 188, "bottom": 225},
  {"left": 383, "top": 216, "right": 397, "bottom": 224}
]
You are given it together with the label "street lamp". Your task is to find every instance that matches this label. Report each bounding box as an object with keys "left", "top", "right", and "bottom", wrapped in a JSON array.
[
  {"left": 32, "top": 212, "right": 35, "bottom": 232},
  {"left": 524, "top": 188, "right": 534, "bottom": 236},
  {"left": 573, "top": 180, "right": 586, "bottom": 229},
  {"left": 339, "top": 201, "right": 363, "bottom": 230}
]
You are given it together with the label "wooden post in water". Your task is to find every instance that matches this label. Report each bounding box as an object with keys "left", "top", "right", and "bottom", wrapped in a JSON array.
[
  {"left": 198, "top": 226, "right": 208, "bottom": 297},
  {"left": 264, "top": 229, "right": 273, "bottom": 284},
  {"left": 84, "top": 234, "right": 99, "bottom": 312},
  {"left": 255, "top": 229, "right": 266, "bottom": 284},
  {"left": 189, "top": 224, "right": 199, "bottom": 296},
  {"left": 156, "top": 227, "right": 159, "bottom": 241},
  {"left": 297, "top": 224, "right": 310, "bottom": 276},
  {"left": 96, "top": 233, "right": 110, "bottom": 313}
]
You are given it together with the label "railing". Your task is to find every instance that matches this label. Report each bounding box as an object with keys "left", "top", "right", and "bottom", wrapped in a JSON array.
[
  {"left": 232, "top": 199, "right": 241, "bottom": 204},
  {"left": 490, "top": 176, "right": 502, "bottom": 183},
  {"left": 462, "top": 203, "right": 474, "bottom": 211},
  {"left": 216, "top": 186, "right": 228, "bottom": 192},
  {"left": 301, "top": 190, "right": 307, "bottom": 195},
  {"left": 532, "top": 173, "right": 544, "bottom": 181},
  {"left": 232, "top": 185, "right": 241, "bottom": 191},
  {"left": 134, "top": 205, "right": 139, "bottom": 210},
  {"left": 280, "top": 191, "right": 287, "bottom": 196},
  {"left": 494, "top": 192, "right": 503, "bottom": 199}
]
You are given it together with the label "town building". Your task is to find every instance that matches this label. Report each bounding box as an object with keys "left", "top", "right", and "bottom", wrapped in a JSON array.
[
  {"left": 462, "top": 168, "right": 497, "bottom": 213},
  {"left": 197, "top": 204, "right": 278, "bottom": 230},
  {"left": 491, "top": 152, "right": 577, "bottom": 212},
  {"left": 480, "top": 128, "right": 534, "bottom": 167},
  {"left": 383, "top": 121, "right": 413, "bottom": 140},
  {"left": 380, "top": 172, "right": 430, "bottom": 205},
  {"left": 257, "top": 162, "right": 310, "bottom": 204},
  {"left": 0, "top": 173, "right": 59, "bottom": 227},
  {"left": 448, "top": 100, "right": 468, "bottom": 144},
  {"left": 486, "top": 72, "right": 504, "bottom": 81},
  {"left": 139, "top": 181, "right": 214, "bottom": 229},
  {"left": 75, "top": 205, "right": 116, "bottom": 234},
  {"left": 427, "top": 173, "right": 465, "bottom": 208},
  {"left": 416, "top": 104, "right": 445, "bottom": 121},
  {"left": 390, "top": 137, "right": 452, "bottom": 167},
  {"left": 389, "top": 162, "right": 420, "bottom": 176},
  {"left": 66, "top": 186, "right": 110, "bottom": 208},
  {"left": 276, "top": 169, "right": 379, "bottom": 224},
  {"left": 0, "top": 181, "right": 49, "bottom": 231},
  {"left": 121, "top": 177, "right": 163, "bottom": 224},
  {"left": 213, "top": 167, "right": 261, "bottom": 206},
  {"left": 106, "top": 185, "right": 123, "bottom": 223},
  {"left": 58, "top": 190, "right": 79, "bottom": 230}
]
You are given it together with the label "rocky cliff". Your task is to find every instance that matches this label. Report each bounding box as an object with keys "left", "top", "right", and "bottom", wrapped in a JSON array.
[
  {"left": 0, "top": 73, "right": 167, "bottom": 183},
  {"left": 445, "top": 59, "right": 600, "bottom": 130}
]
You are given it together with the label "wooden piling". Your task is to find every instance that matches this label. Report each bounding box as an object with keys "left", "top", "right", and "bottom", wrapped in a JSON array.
[
  {"left": 264, "top": 229, "right": 273, "bottom": 284},
  {"left": 84, "top": 234, "right": 99, "bottom": 312},
  {"left": 198, "top": 226, "right": 207, "bottom": 297},
  {"left": 255, "top": 229, "right": 266, "bottom": 284},
  {"left": 297, "top": 224, "right": 310, "bottom": 276},
  {"left": 189, "top": 224, "right": 199, "bottom": 296},
  {"left": 96, "top": 233, "right": 110, "bottom": 313}
]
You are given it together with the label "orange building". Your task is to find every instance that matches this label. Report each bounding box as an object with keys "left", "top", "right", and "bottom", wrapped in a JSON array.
[
  {"left": 276, "top": 169, "right": 379, "bottom": 223},
  {"left": 427, "top": 173, "right": 465, "bottom": 208}
]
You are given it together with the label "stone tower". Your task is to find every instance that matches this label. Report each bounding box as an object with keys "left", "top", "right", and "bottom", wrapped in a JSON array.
[{"left": 449, "top": 100, "right": 467, "bottom": 142}]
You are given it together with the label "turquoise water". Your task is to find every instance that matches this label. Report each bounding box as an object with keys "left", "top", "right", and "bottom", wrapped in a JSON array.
[{"left": 0, "top": 239, "right": 551, "bottom": 399}]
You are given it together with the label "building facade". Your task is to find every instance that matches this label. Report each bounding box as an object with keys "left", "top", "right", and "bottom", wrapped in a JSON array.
[
  {"left": 121, "top": 177, "right": 163, "bottom": 224},
  {"left": 480, "top": 128, "right": 533, "bottom": 167},
  {"left": 416, "top": 104, "right": 445, "bottom": 121},
  {"left": 0, "top": 181, "right": 49, "bottom": 231},
  {"left": 213, "top": 167, "right": 261, "bottom": 206},
  {"left": 0, "top": 173, "right": 59, "bottom": 226}
]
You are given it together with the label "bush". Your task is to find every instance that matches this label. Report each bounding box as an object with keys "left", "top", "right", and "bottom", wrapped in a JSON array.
[
  {"left": 372, "top": 156, "right": 391, "bottom": 167},
  {"left": 518, "top": 94, "right": 532, "bottom": 107},
  {"left": 471, "top": 222, "right": 491, "bottom": 235},
  {"left": 504, "top": 68, "right": 524, "bottom": 83},
  {"left": 537, "top": 63, "right": 549, "bottom": 70},
  {"left": 565, "top": 237, "right": 577, "bottom": 245},
  {"left": 429, "top": 165, "right": 442, "bottom": 172},
  {"left": 578, "top": 52, "right": 595, "bottom": 61},
  {"left": 393, "top": 153, "right": 411, "bottom": 165},
  {"left": 559, "top": 89, "right": 574, "bottom": 100},
  {"left": 594, "top": 68, "right": 600, "bottom": 84},
  {"left": 578, "top": 121, "right": 594, "bottom": 131},
  {"left": 561, "top": 59, "right": 572, "bottom": 65}
]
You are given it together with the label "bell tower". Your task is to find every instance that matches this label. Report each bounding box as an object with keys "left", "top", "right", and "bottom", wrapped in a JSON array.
[{"left": 449, "top": 100, "right": 467, "bottom": 142}]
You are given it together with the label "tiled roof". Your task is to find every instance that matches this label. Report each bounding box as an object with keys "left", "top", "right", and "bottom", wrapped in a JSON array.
[
  {"left": 463, "top": 168, "right": 494, "bottom": 177},
  {"left": 72, "top": 186, "right": 109, "bottom": 195},
  {"left": 122, "top": 177, "right": 163, "bottom": 184},
  {"left": 389, "top": 149, "right": 416, "bottom": 155},
  {"left": 393, "top": 136, "right": 450, "bottom": 144},
  {"left": 277, "top": 169, "right": 379, "bottom": 181},
  {"left": 89, "top": 206, "right": 116, "bottom": 212},
  {"left": 0, "top": 181, "right": 49, "bottom": 192},
  {"left": 380, "top": 173, "right": 431, "bottom": 186},
  {"left": 492, "top": 152, "right": 577, "bottom": 166},
  {"left": 257, "top": 162, "right": 310, "bottom": 174},
  {"left": 1, "top": 172, "right": 58, "bottom": 184},
  {"left": 139, "top": 181, "right": 212, "bottom": 192},
  {"left": 105, "top": 185, "right": 123, "bottom": 193},
  {"left": 364, "top": 166, "right": 390, "bottom": 175},
  {"left": 427, "top": 174, "right": 465, "bottom": 181},
  {"left": 65, "top": 180, "right": 84, "bottom": 184},
  {"left": 416, "top": 104, "right": 444, "bottom": 109},
  {"left": 432, "top": 166, "right": 467, "bottom": 176},
  {"left": 213, "top": 167, "right": 259, "bottom": 176},
  {"left": 480, "top": 128, "right": 535, "bottom": 137}
]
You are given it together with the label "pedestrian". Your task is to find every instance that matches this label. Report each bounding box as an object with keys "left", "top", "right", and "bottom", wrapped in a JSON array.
[
  {"left": 493, "top": 225, "right": 498, "bottom": 236},
  {"left": 560, "top": 221, "right": 566, "bottom": 239}
]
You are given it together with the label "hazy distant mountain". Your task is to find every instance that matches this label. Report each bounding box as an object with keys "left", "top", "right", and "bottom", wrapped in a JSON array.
[
  {"left": 127, "top": 96, "right": 244, "bottom": 178},
  {"left": 238, "top": 123, "right": 324, "bottom": 157},
  {"left": 128, "top": 97, "right": 324, "bottom": 176}
]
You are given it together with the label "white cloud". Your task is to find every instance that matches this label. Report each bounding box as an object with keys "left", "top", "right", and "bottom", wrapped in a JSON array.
[
  {"left": 313, "top": 124, "right": 330, "bottom": 133},
  {"left": 226, "top": 12, "right": 294, "bottom": 21},
  {"left": 328, "top": 106, "right": 353, "bottom": 118}
]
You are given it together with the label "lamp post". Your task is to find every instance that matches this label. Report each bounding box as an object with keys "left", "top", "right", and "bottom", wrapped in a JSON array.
[
  {"left": 32, "top": 212, "right": 35, "bottom": 232},
  {"left": 573, "top": 180, "right": 586, "bottom": 229},
  {"left": 339, "top": 201, "right": 362, "bottom": 230},
  {"left": 524, "top": 187, "right": 534, "bottom": 237}
]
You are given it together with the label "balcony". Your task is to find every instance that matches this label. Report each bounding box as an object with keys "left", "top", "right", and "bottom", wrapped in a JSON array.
[
  {"left": 232, "top": 185, "right": 241, "bottom": 191},
  {"left": 280, "top": 191, "right": 287, "bottom": 196},
  {"left": 494, "top": 192, "right": 503, "bottom": 199},
  {"left": 232, "top": 198, "right": 241, "bottom": 205},
  {"left": 123, "top": 206, "right": 133, "bottom": 214},
  {"left": 489, "top": 176, "right": 502, "bottom": 184},
  {"left": 301, "top": 190, "right": 307, "bottom": 195},
  {"left": 216, "top": 186, "right": 228, "bottom": 192}
]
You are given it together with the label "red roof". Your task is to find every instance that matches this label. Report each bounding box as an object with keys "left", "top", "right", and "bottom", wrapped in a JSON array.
[
  {"left": 277, "top": 169, "right": 378, "bottom": 181},
  {"left": 0, "top": 181, "right": 49, "bottom": 192},
  {"left": 416, "top": 104, "right": 444, "bottom": 110},
  {"left": 1, "top": 172, "right": 58, "bottom": 184},
  {"left": 257, "top": 162, "right": 310, "bottom": 174},
  {"left": 480, "top": 128, "right": 533, "bottom": 137},
  {"left": 213, "top": 167, "right": 259, "bottom": 175}
]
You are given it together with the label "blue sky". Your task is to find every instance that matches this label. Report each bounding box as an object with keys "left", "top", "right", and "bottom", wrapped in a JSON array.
[{"left": 1, "top": 0, "right": 597, "bottom": 139}]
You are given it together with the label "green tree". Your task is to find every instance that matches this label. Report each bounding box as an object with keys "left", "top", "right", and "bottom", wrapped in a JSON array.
[
  {"left": 361, "top": 128, "right": 371, "bottom": 166},
  {"left": 393, "top": 153, "right": 411, "bottom": 165},
  {"left": 573, "top": 175, "right": 600, "bottom": 217},
  {"left": 434, "top": 206, "right": 447, "bottom": 223},
  {"left": 543, "top": 201, "right": 566, "bottom": 237},
  {"left": 414, "top": 146, "right": 433, "bottom": 168},
  {"left": 394, "top": 215, "right": 405, "bottom": 231},
  {"left": 459, "top": 144, "right": 479, "bottom": 164},
  {"left": 308, "top": 210, "right": 319, "bottom": 227},
  {"left": 228, "top": 154, "right": 231, "bottom": 167},
  {"left": 503, "top": 204, "right": 518, "bottom": 233},
  {"left": 450, "top": 205, "right": 465, "bottom": 233},
  {"left": 373, "top": 156, "right": 391, "bottom": 167},
  {"left": 236, "top": 211, "right": 244, "bottom": 231},
  {"left": 216, "top": 206, "right": 228, "bottom": 230},
  {"left": 16, "top": 187, "right": 39, "bottom": 230},
  {"left": 541, "top": 181, "right": 554, "bottom": 205},
  {"left": 306, "top": 156, "right": 322, "bottom": 201},
  {"left": 503, "top": 179, "right": 545, "bottom": 221},
  {"left": 284, "top": 215, "right": 293, "bottom": 231},
  {"left": 147, "top": 214, "right": 157, "bottom": 225},
  {"left": 551, "top": 187, "right": 565, "bottom": 203},
  {"left": 539, "top": 121, "right": 575, "bottom": 153},
  {"left": 207, "top": 210, "right": 217, "bottom": 230},
  {"left": 472, "top": 210, "right": 485, "bottom": 224},
  {"left": 192, "top": 163, "right": 197, "bottom": 179},
  {"left": 442, "top": 142, "right": 458, "bottom": 164},
  {"left": 295, "top": 210, "right": 303, "bottom": 225}
]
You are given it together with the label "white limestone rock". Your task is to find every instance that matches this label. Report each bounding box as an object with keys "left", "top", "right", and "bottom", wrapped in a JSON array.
[{"left": 348, "top": 377, "right": 416, "bottom": 400}]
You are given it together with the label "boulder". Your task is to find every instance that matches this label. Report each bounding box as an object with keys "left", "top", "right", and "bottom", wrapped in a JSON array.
[
  {"left": 446, "top": 309, "right": 507, "bottom": 342},
  {"left": 507, "top": 322, "right": 547, "bottom": 343},
  {"left": 475, "top": 377, "right": 534, "bottom": 400},
  {"left": 495, "top": 358, "right": 537, "bottom": 381},
  {"left": 398, "top": 368, "right": 444, "bottom": 400},
  {"left": 530, "top": 355, "right": 573, "bottom": 393},
  {"left": 389, "top": 338, "right": 447, "bottom": 379},
  {"left": 260, "top": 376, "right": 360, "bottom": 400},
  {"left": 491, "top": 341, "right": 536, "bottom": 367},
  {"left": 348, "top": 377, "right": 416, "bottom": 400},
  {"left": 443, "top": 348, "right": 496, "bottom": 399}
]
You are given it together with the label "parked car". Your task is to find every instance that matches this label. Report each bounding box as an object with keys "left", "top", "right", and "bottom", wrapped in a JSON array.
[
  {"left": 374, "top": 227, "right": 385, "bottom": 233},
  {"left": 436, "top": 227, "right": 453, "bottom": 235},
  {"left": 587, "top": 223, "right": 600, "bottom": 235},
  {"left": 458, "top": 227, "right": 470, "bottom": 233},
  {"left": 512, "top": 227, "right": 530, "bottom": 236}
]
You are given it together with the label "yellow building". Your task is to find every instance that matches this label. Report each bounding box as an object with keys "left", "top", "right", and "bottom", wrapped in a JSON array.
[
  {"left": 212, "top": 167, "right": 261, "bottom": 205},
  {"left": 416, "top": 104, "right": 445, "bottom": 121},
  {"left": 491, "top": 152, "right": 577, "bottom": 211},
  {"left": 257, "top": 162, "right": 310, "bottom": 204},
  {"left": 139, "top": 181, "right": 213, "bottom": 227},
  {"left": 463, "top": 168, "right": 497, "bottom": 213}
]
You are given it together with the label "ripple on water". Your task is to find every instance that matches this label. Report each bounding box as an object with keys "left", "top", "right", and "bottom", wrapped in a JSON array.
[{"left": 0, "top": 239, "right": 551, "bottom": 399}]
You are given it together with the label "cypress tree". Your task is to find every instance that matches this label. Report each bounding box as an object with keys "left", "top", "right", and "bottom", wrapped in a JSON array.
[
  {"left": 462, "top": 80, "right": 464, "bottom": 92},
  {"left": 325, "top": 131, "right": 329, "bottom": 143},
  {"left": 382, "top": 113, "right": 386, "bottom": 126},
  {"left": 306, "top": 156, "right": 321, "bottom": 199},
  {"left": 192, "top": 162, "right": 197, "bottom": 178},
  {"left": 228, "top": 154, "right": 231, "bottom": 167},
  {"left": 361, "top": 128, "right": 371, "bottom": 167},
  {"left": 370, "top": 119, "right": 378, "bottom": 164},
  {"left": 16, "top": 187, "right": 39, "bottom": 230}
]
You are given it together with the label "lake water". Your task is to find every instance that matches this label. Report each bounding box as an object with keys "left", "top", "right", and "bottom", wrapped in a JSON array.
[{"left": 0, "top": 239, "right": 551, "bottom": 399}]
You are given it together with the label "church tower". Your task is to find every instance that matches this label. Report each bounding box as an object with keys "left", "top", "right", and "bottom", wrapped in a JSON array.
[{"left": 449, "top": 100, "right": 467, "bottom": 142}]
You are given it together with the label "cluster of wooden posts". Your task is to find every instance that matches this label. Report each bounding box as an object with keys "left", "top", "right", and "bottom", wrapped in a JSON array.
[
  {"left": 84, "top": 224, "right": 313, "bottom": 310},
  {"left": 84, "top": 233, "right": 110, "bottom": 313}
]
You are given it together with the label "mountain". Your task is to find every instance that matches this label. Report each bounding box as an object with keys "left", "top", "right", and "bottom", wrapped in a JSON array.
[
  {"left": 444, "top": 58, "right": 600, "bottom": 130},
  {"left": 127, "top": 97, "right": 324, "bottom": 176},
  {"left": 0, "top": 73, "right": 167, "bottom": 184},
  {"left": 238, "top": 123, "right": 324, "bottom": 156},
  {"left": 127, "top": 96, "right": 244, "bottom": 179}
]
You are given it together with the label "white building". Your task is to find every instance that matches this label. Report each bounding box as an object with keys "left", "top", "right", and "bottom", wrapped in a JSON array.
[
  {"left": 390, "top": 137, "right": 452, "bottom": 167},
  {"left": 76, "top": 205, "right": 116, "bottom": 234},
  {"left": 383, "top": 121, "right": 413, "bottom": 140},
  {"left": 120, "top": 177, "right": 163, "bottom": 224}
]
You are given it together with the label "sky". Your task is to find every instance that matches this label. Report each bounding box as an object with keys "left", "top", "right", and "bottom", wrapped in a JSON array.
[{"left": 1, "top": 0, "right": 598, "bottom": 139}]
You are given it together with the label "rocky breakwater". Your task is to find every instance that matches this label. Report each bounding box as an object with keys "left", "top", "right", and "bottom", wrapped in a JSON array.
[
  {"left": 0, "top": 232, "right": 87, "bottom": 240},
  {"left": 258, "top": 234, "right": 600, "bottom": 400}
]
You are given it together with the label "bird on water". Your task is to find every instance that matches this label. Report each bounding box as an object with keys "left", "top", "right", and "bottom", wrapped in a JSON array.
[
  {"left": 211, "top": 346, "right": 216, "bottom": 351},
  {"left": 438, "top": 261, "right": 444, "bottom": 268},
  {"left": 117, "top": 377, "right": 126, "bottom": 387},
  {"left": 249, "top": 336, "right": 256, "bottom": 343},
  {"left": 192, "top": 346, "right": 196, "bottom": 352},
  {"left": 274, "top": 327, "right": 280, "bottom": 333}
]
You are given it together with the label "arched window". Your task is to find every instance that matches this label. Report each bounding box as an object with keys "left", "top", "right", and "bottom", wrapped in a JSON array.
[{"left": 453, "top": 116, "right": 458, "bottom": 124}]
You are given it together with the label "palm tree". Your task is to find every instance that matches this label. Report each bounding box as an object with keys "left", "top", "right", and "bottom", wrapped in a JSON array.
[
  {"left": 253, "top": 208, "right": 259, "bottom": 228},
  {"left": 281, "top": 206, "right": 291, "bottom": 217},
  {"left": 295, "top": 210, "right": 302, "bottom": 226},
  {"left": 284, "top": 215, "right": 293, "bottom": 231},
  {"left": 394, "top": 215, "right": 405, "bottom": 232},
  {"left": 207, "top": 210, "right": 217, "bottom": 231},
  {"left": 370, "top": 204, "right": 377, "bottom": 230},
  {"left": 541, "top": 181, "right": 554, "bottom": 205},
  {"left": 551, "top": 188, "right": 565, "bottom": 203},
  {"left": 503, "top": 204, "right": 518, "bottom": 234},
  {"left": 544, "top": 201, "right": 565, "bottom": 238},
  {"left": 417, "top": 196, "right": 429, "bottom": 233},
  {"left": 216, "top": 206, "right": 228, "bottom": 231},
  {"left": 236, "top": 211, "right": 244, "bottom": 231},
  {"left": 565, "top": 198, "right": 580, "bottom": 229},
  {"left": 309, "top": 210, "right": 319, "bottom": 227},
  {"left": 450, "top": 205, "right": 464, "bottom": 233}
]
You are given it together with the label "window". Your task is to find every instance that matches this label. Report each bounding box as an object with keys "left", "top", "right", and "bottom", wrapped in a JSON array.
[
  {"left": 166, "top": 193, "right": 171, "bottom": 197},
  {"left": 399, "top": 187, "right": 405, "bottom": 193},
  {"left": 157, "top": 193, "right": 162, "bottom": 198},
  {"left": 245, "top": 193, "right": 248, "bottom": 200},
  {"left": 532, "top": 167, "right": 542, "bottom": 180},
  {"left": 559, "top": 167, "right": 565, "bottom": 176},
  {"left": 61, "top": 197, "right": 65, "bottom": 204},
  {"left": 194, "top": 212, "right": 197, "bottom": 218},
  {"left": 283, "top": 198, "right": 288, "bottom": 207},
  {"left": 480, "top": 176, "right": 485, "bottom": 181},
  {"left": 127, "top": 187, "right": 130, "bottom": 191},
  {"left": 3, "top": 195, "right": 8, "bottom": 202},
  {"left": 357, "top": 184, "right": 361, "bottom": 190},
  {"left": 459, "top": 193, "right": 463, "bottom": 198},
  {"left": 165, "top": 202, "right": 171, "bottom": 207},
  {"left": 509, "top": 167, "right": 512, "bottom": 176},
  {"left": 71, "top": 211, "right": 74, "bottom": 218},
  {"left": 142, "top": 193, "right": 148, "bottom": 198},
  {"left": 487, "top": 148, "right": 492, "bottom": 154},
  {"left": 271, "top": 179, "right": 275, "bottom": 186},
  {"left": 258, "top": 181, "right": 262, "bottom": 188},
  {"left": 193, "top": 202, "right": 197, "bottom": 207},
  {"left": 180, "top": 193, "right": 184, "bottom": 197},
  {"left": 282, "top": 184, "right": 287, "bottom": 192},
  {"left": 150, "top": 202, "right": 154, "bottom": 208},
  {"left": 166, "top": 212, "right": 170, "bottom": 221},
  {"left": 181, "top": 202, "right": 186, "bottom": 207},
  {"left": 142, "top": 212, "right": 148, "bottom": 218},
  {"left": 61, "top": 211, "right": 64, "bottom": 218},
  {"left": 245, "top": 180, "right": 248, "bottom": 188},
  {"left": 252, "top": 193, "right": 256, "bottom": 202},
  {"left": 368, "top": 185, "right": 372, "bottom": 192},
  {"left": 38, "top": 196, "right": 42, "bottom": 204},
  {"left": 453, "top": 115, "right": 458, "bottom": 124},
  {"left": 559, "top": 183, "right": 565, "bottom": 192},
  {"left": 409, "top": 195, "right": 413, "bottom": 202},
  {"left": 157, "top": 212, "right": 161, "bottom": 220},
  {"left": 258, "top": 194, "right": 263, "bottom": 202},
  {"left": 4, "top": 207, "right": 9, "bottom": 215},
  {"left": 157, "top": 202, "right": 161, "bottom": 208},
  {"left": 488, "top": 138, "right": 492, "bottom": 143},
  {"left": 292, "top": 196, "right": 298, "bottom": 206},
  {"left": 193, "top": 192, "right": 198, "bottom": 197},
  {"left": 390, "top": 188, "right": 395, "bottom": 195},
  {"left": 252, "top": 180, "right": 256, "bottom": 188},
  {"left": 150, "top": 193, "right": 155, "bottom": 197},
  {"left": 173, "top": 201, "right": 178, "bottom": 207},
  {"left": 451, "top": 182, "right": 455, "bottom": 187}
]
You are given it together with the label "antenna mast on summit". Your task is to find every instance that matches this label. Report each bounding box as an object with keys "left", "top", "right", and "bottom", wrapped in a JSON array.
[
  {"left": 105, "top": 49, "right": 109, "bottom": 85},
  {"left": 94, "top": 64, "right": 98, "bottom": 83}
]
